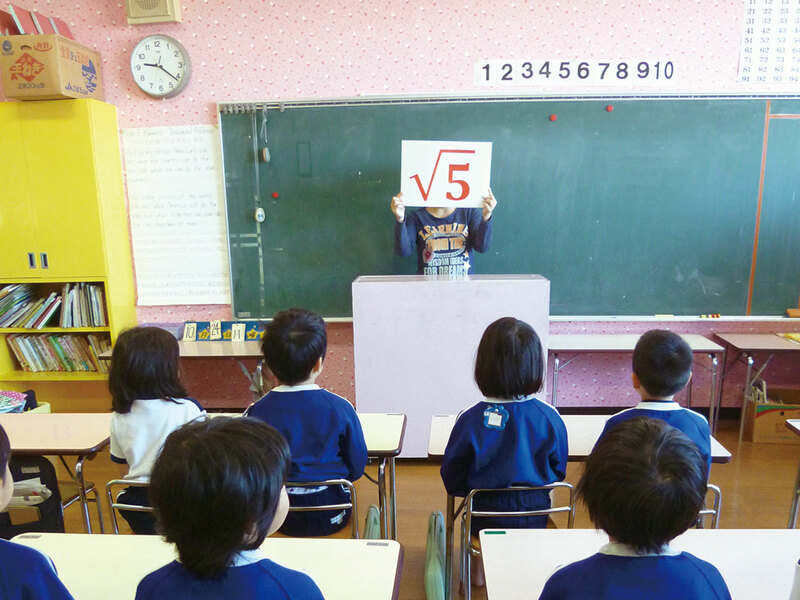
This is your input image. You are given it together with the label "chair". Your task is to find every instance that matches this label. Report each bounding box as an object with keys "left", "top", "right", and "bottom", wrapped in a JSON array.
[
  {"left": 105, "top": 479, "right": 154, "bottom": 534},
  {"left": 460, "top": 483, "right": 576, "bottom": 600},
  {"left": 285, "top": 479, "right": 360, "bottom": 539},
  {"left": 697, "top": 484, "right": 722, "bottom": 529},
  {"left": 55, "top": 456, "right": 105, "bottom": 534}
]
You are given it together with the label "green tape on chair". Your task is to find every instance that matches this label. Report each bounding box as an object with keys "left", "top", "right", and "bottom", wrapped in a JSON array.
[
  {"left": 363, "top": 504, "right": 381, "bottom": 539},
  {"left": 425, "top": 511, "right": 446, "bottom": 600}
]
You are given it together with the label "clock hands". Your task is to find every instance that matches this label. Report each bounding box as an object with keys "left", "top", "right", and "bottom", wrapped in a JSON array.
[{"left": 141, "top": 58, "right": 180, "bottom": 81}]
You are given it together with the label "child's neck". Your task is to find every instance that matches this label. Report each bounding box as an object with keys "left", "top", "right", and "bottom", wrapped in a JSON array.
[
  {"left": 425, "top": 207, "right": 456, "bottom": 219},
  {"left": 639, "top": 391, "right": 676, "bottom": 402},
  {"left": 278, "top": 373, "right": 319, "bottom": 387}
]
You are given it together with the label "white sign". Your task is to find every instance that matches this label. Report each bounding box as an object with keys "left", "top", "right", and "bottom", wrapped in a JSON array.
[
  {"left": 475, "top": 59, "right": 676, "bottom": 87},
  {"left": 400, "top": 140, "right": 492, "bottom": 208}
]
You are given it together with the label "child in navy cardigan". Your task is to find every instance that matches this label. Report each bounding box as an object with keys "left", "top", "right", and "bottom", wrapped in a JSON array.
[
  {"left": 539, "top": 417, "right": 730, "bottom": 600},
  {"left": 441, "top": 317, "right": 568, "bottom": 586},
  {"left": 136, "top": 418, "right": 323, "bottom": 600},
  {"left": 245, "top": 308, "right": 368, "bottom": 536},
  {"left": 0, "top": 424, "right": 74, "bottom": 600}
]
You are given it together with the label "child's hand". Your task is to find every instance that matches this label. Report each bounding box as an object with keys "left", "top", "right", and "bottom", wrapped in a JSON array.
[
  {"left": 482, "top": 188, "right": 497, "bottom": 222},
  {"left": 391, "top": 193, "right": 405, "bottom": 223}
]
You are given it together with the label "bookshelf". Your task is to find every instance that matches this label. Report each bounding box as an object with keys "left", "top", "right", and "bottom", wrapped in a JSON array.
[{"left": 0, "top": 99, "right": 136, "bottom": 411}]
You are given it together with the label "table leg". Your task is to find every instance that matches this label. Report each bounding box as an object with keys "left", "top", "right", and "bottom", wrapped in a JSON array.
[
  {"left": 377, "top": 458, "right": 388, "bottom": 539},
  {"left": 551, "top": 354, "right": 560, "bottom": 408},
  {"left": 709, "top": 354, "right": 719, "bottom": 434},
  {"left": 388, "top": 457, "right": 397, "bottom": 540},
  {"left": 789, "top": 457, "right": 800, "bottom": 528},
  {"left": 75, "top": 456, "right": 92, "bottom": 534},
  {"left": 738, "top": 354, "right": 754, "bottom": 442},
  {"left": 445, "top": 494, "right": 455, "bottom": 600}
]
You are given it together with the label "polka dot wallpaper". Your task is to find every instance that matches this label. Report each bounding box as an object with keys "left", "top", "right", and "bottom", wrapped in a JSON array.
[{"left": 5, "top": 0, "right": 800, "bottom": 409}]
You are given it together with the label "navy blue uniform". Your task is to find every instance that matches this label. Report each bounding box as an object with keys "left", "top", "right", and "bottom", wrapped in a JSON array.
[
  {"left": 395, "top": 207, "right": 492, "bottom": 275},
  {"left": 539, "top": 543, "right": 731, "bottom": 600},
  {"left": 598, "top": 401, "right": 712, "bottom": 477},
  {"left": 0, "top": 538, "right": 74, "bottom": 600}
]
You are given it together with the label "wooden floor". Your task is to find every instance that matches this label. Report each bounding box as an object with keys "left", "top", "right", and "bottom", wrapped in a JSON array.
[{"left": 62, "top": 419, "right": 800, "bottom": 600}]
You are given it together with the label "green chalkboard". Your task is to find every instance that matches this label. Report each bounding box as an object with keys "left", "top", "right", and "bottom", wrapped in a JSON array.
[{"left": 219, "top": 97, "right": 799, "bottom": 318}]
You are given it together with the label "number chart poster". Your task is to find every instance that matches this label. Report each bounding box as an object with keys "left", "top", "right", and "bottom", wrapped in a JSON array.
[
  {"left": 400, "top": 140, "right": 492, "bottom": 207},
  {"left": 739, "top": 0, "right": 800, "bottom": 84}
]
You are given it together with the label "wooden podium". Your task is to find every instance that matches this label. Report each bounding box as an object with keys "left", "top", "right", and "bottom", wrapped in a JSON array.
[{"left": 352, "top": 275, "right": 551, "bottom": 457}]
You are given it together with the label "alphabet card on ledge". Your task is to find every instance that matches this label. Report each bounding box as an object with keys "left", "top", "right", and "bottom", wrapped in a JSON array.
[{"left": 400, "top": 140, "right": 492, "bottom": 207}]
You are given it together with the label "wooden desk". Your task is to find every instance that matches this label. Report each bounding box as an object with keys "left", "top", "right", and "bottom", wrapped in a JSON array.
[
  {"left": 429, "top": 413, "right": 732, "bottom": 600},
  {"left": 786, "top": 419, "right": 800, "bottom": 528},
  {"left": 479, "top": 528, "right": 800, "bottom": 600},
  {"left": 549, "top": 334, "right": 724, "bottom": 432},
  {"left": 0, "top": 413, "right": 111, "bottom": 534},
  {"left": 715, "top": 333, "right": 800, "bottom": 441},
  {"left": 98, "top": 340, "right": 263, "bottom": 360},
  {"left": 215, "top": 411, "right": 407, "bottom": 540},
  {"left": 13, "top": 532, "right": 403, "bottom": 600}
]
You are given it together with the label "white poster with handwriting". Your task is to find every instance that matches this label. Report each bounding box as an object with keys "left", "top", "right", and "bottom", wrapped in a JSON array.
[
  {"left": 400, "top": 140, "right": 492, "bottom": 207},
  {"left": 122, "top": 125, "right": 231, "bottom": 305}
]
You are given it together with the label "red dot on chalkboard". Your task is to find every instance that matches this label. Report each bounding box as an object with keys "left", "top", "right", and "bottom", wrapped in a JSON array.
[
  {"left": 272, "top": 192, "right": 279, "bottom": 199},
  {"left": 549, "top": 114, "right": 557, "bottom": 122},
  {"left": 606, "top": 105, "right": 614, "bottom": 112}
]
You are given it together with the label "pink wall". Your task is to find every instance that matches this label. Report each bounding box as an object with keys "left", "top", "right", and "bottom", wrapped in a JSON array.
[{"left": 5, "top": 0, "right": 799, "bottom": 410}]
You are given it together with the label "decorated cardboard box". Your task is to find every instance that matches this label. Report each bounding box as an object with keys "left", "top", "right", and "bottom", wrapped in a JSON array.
[
  {"left": 0, "top": 34, "right": 102, "bottom": 100},
  {"left": 745, "top": 388, "right": 800, "bottom": 445}
]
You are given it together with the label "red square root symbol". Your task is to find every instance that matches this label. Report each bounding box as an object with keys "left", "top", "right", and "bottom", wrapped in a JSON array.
[{"left": 10, "top": 53, "right": 46, "bottom": 82}]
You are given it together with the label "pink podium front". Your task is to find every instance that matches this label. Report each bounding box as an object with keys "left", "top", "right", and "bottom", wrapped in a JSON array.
[{"left": 352, "top": 274, "right": 551, "bottom": 457}]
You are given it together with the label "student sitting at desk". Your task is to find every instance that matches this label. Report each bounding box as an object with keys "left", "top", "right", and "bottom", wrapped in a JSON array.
[
  {"left": 597, "top": 329, "right": 712, "bottom": 476},
  {"left": 538, "top": 417, "right": 731, "bottom": 600},
  {"left": 0, "top": 423, "right": 74, "bottom": 600},
  {"left": 245, "top": 308, "right": 368, "bottom": 537},
  {"left": 441, "top": 317, "right": 568, "bottom": 585},
  {"left": 390, "top": 189, "right": 497, "bottom": 276},
  {"left": 136, "top": 417, "right": 323, "bottom": 600}
]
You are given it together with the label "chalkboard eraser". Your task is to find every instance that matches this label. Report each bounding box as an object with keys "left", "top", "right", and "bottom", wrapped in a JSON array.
[
  {"left": 654, "top": 314, "right": 674, "bottom": 318},
  {"left": 787, "top": 308, "right": 800, "bottom": 318}
]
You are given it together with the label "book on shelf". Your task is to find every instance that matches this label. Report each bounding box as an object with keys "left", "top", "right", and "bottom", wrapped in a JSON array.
[{"left": 6, "top": 333, "right": 111, "bottom": 373}]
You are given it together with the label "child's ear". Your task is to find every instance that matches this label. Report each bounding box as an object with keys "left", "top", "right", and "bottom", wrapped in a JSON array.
[
  {"left": 631, "top": 373, "right": 640, "bottom": 389},
  {"left": 267, "top": 486, "right": 290, "bottom": 536},
  {"left": 313, "top": 357, "right": 324, "bottom": 375}
]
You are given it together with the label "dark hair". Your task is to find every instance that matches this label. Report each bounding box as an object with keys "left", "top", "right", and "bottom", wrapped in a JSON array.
[
  {"left": 149, "top": 417, "right": 291, "bottom": 579},
  {"left": 474, "top": 317, "right": 544, "bottom": 399},
  {"left": 108, "top": 326, "right": 188, "bottom": 413},
  {"left": 632, "top": 329, "right": 693, "bottom": 398},
  {"left": 578, "top": 417, "right": 706, "bottom": 554},
  {"left": 261, "top": 308, "right": 327, "bottom": 386},
  {"left": 0, "top": 423, "right": 9, "bottom": 479}
]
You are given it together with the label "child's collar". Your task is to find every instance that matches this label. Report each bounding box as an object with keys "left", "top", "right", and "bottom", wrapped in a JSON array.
[
  {"left": 484, "top": 394, "right": 537, "bottom": 404},
  {"left": 599, "top": 541, "right": 680, "bottom": 557},
  {"left": 272, "top": 384, "right": 321, "bottom": 392},
  {"left": 230, "top": 549, "right": 265, "bottom": 567}
]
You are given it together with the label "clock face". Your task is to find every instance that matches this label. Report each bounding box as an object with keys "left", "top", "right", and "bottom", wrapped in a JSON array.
[{"left": 130, "top": 34, "right": 191, "bottom": 98}]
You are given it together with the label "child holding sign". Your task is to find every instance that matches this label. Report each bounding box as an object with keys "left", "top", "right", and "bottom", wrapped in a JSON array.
[{"left": 391, "top": 190, "right": 497, "bottom": 276}]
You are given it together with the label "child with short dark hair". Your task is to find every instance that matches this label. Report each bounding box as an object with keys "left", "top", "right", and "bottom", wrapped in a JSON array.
[
  {"left": 539, "top": 417, "right": 731, "bottom": 600},
  {"left": 109, "top": 326, "right": 206, "bottom": 534},
  {"left": 0, "top": 424, "right": 74, "bottom": 599},
  {"left": 245, "top": 308, "right": 368, "bottom": 537},
  {"left": 441, "top": 316, "right": 568, "bottom": 532},
  {"left": 597, "top": 329, "right": 712, "bottom": 476},
  {"left": 135, "top": 417, "right": 323, "bottom": 599}
]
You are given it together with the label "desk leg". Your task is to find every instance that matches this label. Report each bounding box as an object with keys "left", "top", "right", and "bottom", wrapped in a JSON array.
[
  {"left": 445, "top": 494, "right": 455, "bottom": 600},
  {"left": 75, "top": 457, "right": 92, "bottom": 534},
  {"left": 377, "top": 458, "right": 388, "bottom": 539},
  {"left": 551, "top": 354, "right": 560, "bottom": 408},
  {"left": 789, "top": 457, "right": 800, "bottom": 528},
  {"left": 709, "top": 354, "right": 719, "bottom": 434},
  {"left": 388, "top": 457, "right": 398, "bottom": 540},
  {"left": 738, "top": 354, "right": 754, "bottom": 442}
]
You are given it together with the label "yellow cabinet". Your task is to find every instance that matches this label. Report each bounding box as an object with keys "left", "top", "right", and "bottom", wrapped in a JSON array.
[{"left": 0, "top": 99, "right": 136, "bottom": 411}]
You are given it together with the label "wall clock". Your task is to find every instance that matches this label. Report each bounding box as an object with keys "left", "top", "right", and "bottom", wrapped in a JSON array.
[{"left": 130, "top": 34, "right": 191, "bottom": 98}]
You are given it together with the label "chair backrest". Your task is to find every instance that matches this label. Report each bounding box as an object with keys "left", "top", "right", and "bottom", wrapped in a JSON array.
[
  {"left": 105, "top": 479, "right": 153, "bottom": 534},
  {"left": 464, "top": 482, "right": 576, "bottom": 535},
  {"left": 0, "top": 455, "right": 64, "bottom": 538},
  {"left": 697, "top": 483, "right": 722, "bottom": 529},
  {"left": 286, "top": 479, "right": 359, "bottom": 538}
]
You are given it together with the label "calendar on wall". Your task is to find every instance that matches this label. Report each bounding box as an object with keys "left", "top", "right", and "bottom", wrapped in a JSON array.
[{"left": 739, "top": 0, "right": 800, "bottom": 84}]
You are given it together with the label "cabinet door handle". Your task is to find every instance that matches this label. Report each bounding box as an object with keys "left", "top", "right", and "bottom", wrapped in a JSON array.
[
  {"left": 28, "top": 252, "right": 36, "bottom": 269},
  {"left": 40, "top": 252, "right": 49, "bottom": 269}
]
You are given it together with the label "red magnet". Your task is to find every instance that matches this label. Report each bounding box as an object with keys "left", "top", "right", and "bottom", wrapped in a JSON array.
[
  {"left": 549, "top": 114, "right": 557, "bottom": 122},
  {"left": 272, "top": 192, "right": 279, "bottom": 199},
  {"left": 606, "top": 105, "right": 614, "bottom": 112}
]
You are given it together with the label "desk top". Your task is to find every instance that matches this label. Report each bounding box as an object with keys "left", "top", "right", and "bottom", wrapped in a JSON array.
[
  {"left": 0, "top": 413, "right": 111, "bottom": 456},
  {"left": 786, "top": 419, "right": 800, "bottom": 437},
  {"left": 428, "top": 414, "right": 731, "bottom": 463},
  {"left": 13, "top": 533, "right": 402, "bottom": 600},
  {"left": 715, "top": 333, "right": 800, "bottom": 352},
  {"left": 549, "top": 334, "right": 723, "bottom": 353},
  {"left": 479, "top": 528, "right": 800, "bottom": 600}
]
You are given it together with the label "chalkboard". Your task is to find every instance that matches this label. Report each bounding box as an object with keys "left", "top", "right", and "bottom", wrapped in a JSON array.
[{"left": 219, "top": 97, "right": 800, "bottom": 318}]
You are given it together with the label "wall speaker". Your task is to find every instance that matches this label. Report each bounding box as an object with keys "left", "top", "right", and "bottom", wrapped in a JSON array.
[{"left": 124, "top": 0, "right": 181, "bottom": 24}]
